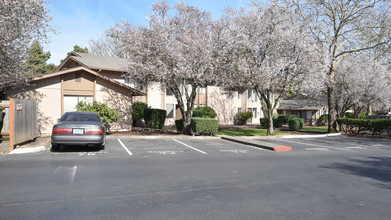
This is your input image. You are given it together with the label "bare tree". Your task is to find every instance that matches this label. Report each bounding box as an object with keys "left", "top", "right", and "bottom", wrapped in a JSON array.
[
  {"left": 292, "top": 0, "right": 391, "bottom": 132},
  {"left": 216, "top": 1, "right": 326, "bottom": 135},
  {"left": 89, "top": 32, "right": 128, "bottom": 58},
  {"left": 109, "top": 1, "right": 218, "bottom": 134},
  {"left": 0, "top": 0, "right": 53, "bottom": 88}
]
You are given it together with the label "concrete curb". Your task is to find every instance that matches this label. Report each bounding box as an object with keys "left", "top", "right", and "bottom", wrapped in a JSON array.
[
  {"left": 220, "top": 136, "right": 292, "bottom": 151},
  {"left": 282, "top": 133, "right": 341, "bottom": 139},
  {"left": 9, "top": 146, "right": 47, "bottom": 154}
]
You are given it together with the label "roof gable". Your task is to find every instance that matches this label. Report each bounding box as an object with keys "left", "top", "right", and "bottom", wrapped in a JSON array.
[{"left": 30, "top": 66, "right": 144, "bottom": 96}]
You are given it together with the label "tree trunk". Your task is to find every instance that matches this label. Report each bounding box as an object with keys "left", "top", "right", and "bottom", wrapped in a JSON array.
[
  {"left": 266, "top": 108, "right": 274, "bottom": 135},
  {"left": 327, "top": 65, "right": 337, "bottom": 133}
]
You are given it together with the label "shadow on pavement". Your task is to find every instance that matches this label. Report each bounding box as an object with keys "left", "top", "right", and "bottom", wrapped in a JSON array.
[
  {"left": 321, "top": 157, "right": 391, "bottom": 189},
  {"left": 51, "top": 145, "right": 102, "bottom": 153}
]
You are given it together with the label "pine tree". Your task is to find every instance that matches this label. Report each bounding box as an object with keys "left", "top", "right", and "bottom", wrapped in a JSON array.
[
  {"left": 73, "top": 45, "right": 88, "bottom": 53},
  {"left": 25, "top": 40, "right": 53, "bottom": 77}
]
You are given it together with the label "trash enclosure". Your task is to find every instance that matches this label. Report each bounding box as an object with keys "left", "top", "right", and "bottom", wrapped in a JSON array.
[{"left": 0, "top": 98, "right": 38, "bottom": 152}]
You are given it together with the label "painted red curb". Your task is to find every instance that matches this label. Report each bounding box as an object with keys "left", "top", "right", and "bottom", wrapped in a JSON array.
[{"left": 273, "top": 146, "right": 292, "bottom": 151}]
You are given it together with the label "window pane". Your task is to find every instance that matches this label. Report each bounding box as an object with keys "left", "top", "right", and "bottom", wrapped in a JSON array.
[
  {"left": 200, "top": 86, "right": 206, "bottom": 94},
  {"left": 166, "top": 104, "right": 174, "bottom": 118},
  {"left": 166, "top": 88, "right": 174, "bottom": 96}
]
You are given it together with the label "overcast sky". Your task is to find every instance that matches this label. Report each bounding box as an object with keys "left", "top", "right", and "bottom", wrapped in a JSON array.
[{"left": 45, "top": 0, "right": 251, "bottom": 65}]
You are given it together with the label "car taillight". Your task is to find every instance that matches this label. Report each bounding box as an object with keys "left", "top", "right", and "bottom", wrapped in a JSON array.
[
  {"left": 52, "top": 128, "right": 72, "bottom": 134},
  {"left": 84, "top": 129, "right": 104, "bottom": 134}
]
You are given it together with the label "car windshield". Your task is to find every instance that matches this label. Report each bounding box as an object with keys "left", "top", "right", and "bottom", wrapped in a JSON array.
[{"left": 60, "top": 113, "right": 100, "bottom": 122}]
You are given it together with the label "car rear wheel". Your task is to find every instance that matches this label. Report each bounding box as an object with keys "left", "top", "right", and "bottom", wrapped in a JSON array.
[{"left": 51, "top": 143, "right": 59, "bottom": 151}]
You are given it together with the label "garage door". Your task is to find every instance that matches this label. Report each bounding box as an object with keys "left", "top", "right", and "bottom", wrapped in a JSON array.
[{"left": 64, "top": 96, "right": 93, "bottom": 113}]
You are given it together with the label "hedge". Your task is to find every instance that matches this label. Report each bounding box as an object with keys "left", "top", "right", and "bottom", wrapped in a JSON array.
[
  {"left": 337, "top": 118, "right": 391, "bottom": 136},
  {"left": 191, "top": 117, "right": 219, "bottom": 136},
  {"left": 288, "top": 118, "right": 300, "bottom": 130},
  {"left": 144, "top": 108, "right": 166, "bottom": 129},
  {"left": 192, "top": 110, "right": 204, "bottom": 118},
  {"left": 175, "top": 119, "right": 184, "bottom": 133},
  {"left": 278, "top": 114, "right": 298, "bottom": 124}
]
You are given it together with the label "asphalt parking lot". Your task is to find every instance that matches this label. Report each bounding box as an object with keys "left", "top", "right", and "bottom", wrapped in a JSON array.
[
  {"left": 1, "top": 135, "right": 390, "bottom": 220},
  {"left": 48, "top": 135, "right": 391, "bottom": 157}
]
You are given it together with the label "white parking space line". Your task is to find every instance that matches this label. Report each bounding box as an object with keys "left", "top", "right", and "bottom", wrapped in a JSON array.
[
  {"left": 278, "top": 139, "right": 350, "bottom": 151},
  {"left": 172, "top": 139, "right": 207, "bottom": 154},
  {"left": 118, "top": 139, "right": 133, "bottom": 156}
]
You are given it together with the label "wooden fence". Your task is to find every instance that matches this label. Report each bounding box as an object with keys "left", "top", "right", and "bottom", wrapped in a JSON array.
[{"left": 0, "top": 98, "right": 38, "bottom": 152}]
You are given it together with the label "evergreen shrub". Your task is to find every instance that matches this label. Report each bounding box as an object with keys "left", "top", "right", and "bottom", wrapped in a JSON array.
[
  {"left": 144, "top": 108, "right": 166, "bottom": 129},
  {"left": 288, "top": 118, "right": 300, "bottom": 130},
  {"left": 191, "top": 117, "right": 219, "bottom": 136},
  {"left": 194, "top": 106, "right": 217, "bottom": 118}
]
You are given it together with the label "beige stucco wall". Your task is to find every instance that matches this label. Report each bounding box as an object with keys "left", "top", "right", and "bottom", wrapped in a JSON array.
[
  {"left": 7, "top": 77, "right": 62, "bottom": 136},
  {"left": 95, "top": 78, "right": 133, "bottom": 131},
  {"left": 207, "top": 86, "right": 241, "bottom": 125}
]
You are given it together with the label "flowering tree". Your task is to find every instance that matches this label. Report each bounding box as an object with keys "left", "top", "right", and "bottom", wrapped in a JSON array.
[
  {"left": 292, "top": 0, "right": 391, "bottom": 132},
  {"left": 109, "top": 1, "right": 218, "bottom": 134},
  {"left": 335, "top": 54, "right": 391, "bottom": 118},
  {"left": 216, "top": 1, "right": 326, "bottom": 135},
  {"left": 0, "top": 0, "right": 52, "bottom": 88}
]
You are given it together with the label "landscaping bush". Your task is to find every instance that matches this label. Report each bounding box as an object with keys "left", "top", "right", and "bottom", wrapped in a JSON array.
[
  {"left": 319, "top": 114, "right": 328, "bottom": 124},
  {"left": 273, "top": 117, "right": 284, "bottom": 128},
  {"left": 298, "top": 118, "right": 304, "bottom": 129},
  {"left": 76, "top": 101, "right": 120, "bottom": 123},
  {"left": 192, "top": 110, "right": 204, "bottom": 118},
  {"left": 260, "top": 117, "right": 282, "bottom": 128},
  {"left": 175, "top": 119, "right": 184, "bottom": 133},
  {"left": 277, "top": 114, "right": 298, "bottom": 124},
  {"left": 344, "top": 112, "right": 355, "bottom": 118},
  {"left": 194, "top": 106, "right": 217, "bottom": 118},
  {"left": 358, "top": 111, "right": 367, "bottom": 119},
  {"left": 260, "top": 118, "right": 268, "bottom": 128},
  {"left": 236, "top": 112, "right": 253, "bottom": 125},
  {"left": 144, "top": 108, "right": 166, "bottom": 129},
  {"left": 132, "top": 101, "right": 149, "bottom": 125},
  {"left": 288, "top": 118, "right": 300, "bottom": 130},
  {"left": 191, "top": 117, "right": 219, "bottom": 136}
]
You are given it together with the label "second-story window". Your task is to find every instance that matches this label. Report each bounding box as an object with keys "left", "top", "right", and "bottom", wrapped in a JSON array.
[{"left": 200, "top": 85, "right": 206, "bottom": 94}]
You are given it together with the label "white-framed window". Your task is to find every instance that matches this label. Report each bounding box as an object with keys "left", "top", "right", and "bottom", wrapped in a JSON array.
[
  {"left": 166, "top": 103, "right": 174, "bottom": 118},
  {"left": 253, "top": 108, "right": 257, "bottom": 118},
  {"left": 64, "top": 96, "right": 93, "bottom": 113},
  {"left": 238, "top": 91, "right": 242, "bottom": 99},
  {"left": 238, "top": 107, "right": 242, "bottom": 113},
  {"left": 200, "top": 104, "right": 205, "bottom": 107},
  {"left": 194, "top": 104, "right": 198, "bottom": 108},
  {"left": 200, "top": 85, "right": 206, "bottom": 94}
]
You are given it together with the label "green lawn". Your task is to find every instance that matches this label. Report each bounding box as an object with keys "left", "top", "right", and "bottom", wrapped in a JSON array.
[
  {"left": 300, "top": 126, "right": 328, "bottom": 132},
  {"left": 217, "top": 129, "right": 288, "bottom": 136}
]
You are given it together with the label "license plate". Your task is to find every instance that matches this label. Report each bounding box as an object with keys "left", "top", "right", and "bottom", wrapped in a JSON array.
[{"left": 72, "top": 128, "right": 84, "bottom": 134}]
